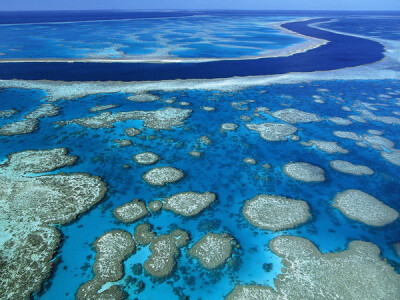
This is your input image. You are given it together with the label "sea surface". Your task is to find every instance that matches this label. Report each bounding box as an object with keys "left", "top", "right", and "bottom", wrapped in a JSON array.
[{"left": 0, "top": 10, "right": 400, "bottom": 300}]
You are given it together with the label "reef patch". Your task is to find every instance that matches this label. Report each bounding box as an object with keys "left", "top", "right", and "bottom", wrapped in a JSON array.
[
  {"left": 333, "top": 189, "right": 398, "bottom": 226},
  {"left": 227, "top": 236, "right": 400, "bottom": 300},
  {"left": 243, "top": 194, "right": 311, "bottom": 231},
  {"left": 283, "top": 162, "right": 325, "bottom": 182},
  {"left": 189, "top": 233, "right": 235, "bottom": 269},
  {"left": 246, "top": 123, "right": 297, "bottom": 142},
  {"left": 163, "top": 191, "right": 216, "bottom": 217},
  {"left": 330, "top": 160, "right": 374, "bottom": 176}
]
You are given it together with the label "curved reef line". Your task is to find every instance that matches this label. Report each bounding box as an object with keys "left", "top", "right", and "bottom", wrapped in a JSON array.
[
  {"left": 0, "top": 18, "right": 384, "bottom": 81},
  {"left": 0, "top": 18, "right": 326, "bottom": 64}
]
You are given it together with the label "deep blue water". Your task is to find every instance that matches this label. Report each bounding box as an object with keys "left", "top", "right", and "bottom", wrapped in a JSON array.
[
  {"left": 0, "top": 18, "right": 385, "bottom": 81},
  {"left": 319, "top": 16, "right": 400, "bottom": 40},
  {"left": 1, "top": 80, "right": 400, "bottom": 299}
]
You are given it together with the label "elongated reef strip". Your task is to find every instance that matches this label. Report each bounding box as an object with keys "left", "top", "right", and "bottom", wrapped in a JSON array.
[
  {"left": 55, "top": 107, "right": 192, "bottom": 130},
  {"left": 301, "top": 140, "right": 349, "bottom": 154},
  {"left": 333, "top": 189, "right": 399, "bottom": 226},
  {"left": 0, "top": 104, "right": 59, "bottom": 136},
  {"left": 333, "top": 131, "right": 362, "bottom": 141},
  {"left": 271, "top": 108, "right": 322, "bottom": 124},
  {"left": 381, "top": 149, "right": 400, "bottom": 166},
  {"left": 330, "top": 160, "right": 374, "bottom": 176},
  {"left": 89, "top": 104, "right": 118, "bottom": 112}
]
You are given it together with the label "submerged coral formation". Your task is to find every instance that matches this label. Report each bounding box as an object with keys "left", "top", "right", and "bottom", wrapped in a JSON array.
[
  {"left": 243, "top": 158, "right": 257, "bottom": 165},
  {"left": 328, "top": 117, "right": 353, "bottom": 125},
  {"left": 333, "top": 189, "right": 399, "bottom": 226},
  {"left": 0, "top": 109, "right": 17, "bottom": 118},
  {"left": 271, "top": 108, "right": 322, "bottom": 124},
  {"left": 134, "top": 223, "right": 156, "bottom": 246},
  {"left": 56, "top": 107, "right": 192, "bottom": 130},
  {"left": 189, "top": 233, "right": 235, "bottom": 269},
  {"left": 330, "top": 160, "right": 374, "bottom": 176},
  {"left": 0, "top": 148, "right": 106, "bottom": 299},
  {"left": 142, "top": 166, "right": 184, "bottom": 186},
  {"left": 301, "top": 140, "right": 349, "bottom": 154},
  {"left": 246, "top": 122, "right": 297, "bottom": 141},
  {"left": 221, "top": 123, "right": 238, "bottom": 132},
  {"left": 333, "top": 130, "right": 362, "bottom": 141},
  {"left": 77, "top": 230, "right": 135, "bottom": 299},
  {"left": 113, "top": 199, "right": 149, "bottom": 223},
  {"left": 283, "top": 162, "right": 325, "bottom": 182},
  {"left": 227, "top": 236, "right": 400, "bottom": 300},
  {"left": 163, "top": 191, "right": 216, "bottom": 216},
  {"left": 0, "top": 104, "right": 59, "bottom": 136},
  {"left": 144, "top": 235, "right": 179, "bottom": 278},
  {"left": 133, "top": 152, "right": 160, "bottom": 165},
  {"left": 243, "top": 194, "right": 311, "bottom": 231},
  {"left": 381, "top": 149, "right": 400, "bottom": 166},
  {"left": 89, "top": 104, "right": 118, "bottom": 112},
  {"left": 127, "top": 93, "right": 159, "bottom": 102},
  {"left": 148, "top": 200, "right": 163, "bottom": 213},
  {"left": 124, "top": 127, "right": 142, "bottom": 137}
]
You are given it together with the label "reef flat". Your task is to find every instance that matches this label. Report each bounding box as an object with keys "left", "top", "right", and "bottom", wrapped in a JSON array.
[
  {"left": 0, "top": 148, "right": 106, "bottom": 299},
  {"left": 144, "top": 235, "right": 179, "bottom": 278},
  {"left": 283, "top": 162, "right": 325, "bottom": 182},
  {"left": 243, "top": 195, "right": 311, "bottom": 231},
  {"left": 163, "top": 191, "right": 216, "bottom": 216},
  {"left": 189, "top": 233, "right": 235, "bottom": 269},
  {"left": 89, "top": 104, "right": 118, "bottom": 112},
  {"left": 227, "top": 236, "right": 400, "bottom": 300},
  {"left": 143, "top": 166, "right": 184, "bottom": 186},
  {"left": 271, "top": 108, "right": 322, "bottom": 124},
  {"left": 0, "top": 104, "right": 59, "bottom": 136},
  {"left": 0, "top": 109, "right": 17, "bottom": 118},
  {"left": 56, "top": 107, "right": 192, "bottom": 130},
  {"left": 381, "top": 149, "right": 400, "bottom": 166},
  {"left": 113, "top": 199, "right": 149, "bottom": 223},
  {"left": 330, "top": 160, "right": 374, "bottom": 176},
  {"left": 333, "top": 189, "right": 399, "bottom": 226},
  {"left": 139, "top": 225, "right": 190, "bottom": 278},
  {"left": 301, "top": 140, "right": 349, "bottom": 154},
  {"left": 77, "top": 230, "right": 135, "bottom": 299},
  {"left": 133, "top": 152, "right": 160, "bottom": 165},
  {"left": 221, "top": 123, "right": 239, "bottom": 132},
  {"left": 246, "top": 123, "right": 297, "bottom": 142}
]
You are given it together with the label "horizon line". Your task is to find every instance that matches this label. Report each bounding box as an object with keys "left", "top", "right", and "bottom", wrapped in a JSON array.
[{"left": 1, "top": 8, "right": 400, "bottom": 12}]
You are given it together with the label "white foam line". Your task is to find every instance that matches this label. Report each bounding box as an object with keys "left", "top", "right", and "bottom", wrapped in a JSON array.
[{"left": 0, "top": 20, "right": 399, "bottom": 100}]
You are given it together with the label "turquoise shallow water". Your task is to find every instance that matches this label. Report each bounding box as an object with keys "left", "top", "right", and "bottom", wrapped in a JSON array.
[
  {"left": 1, "top": 79, "right": 399, "bottom": 299},
  {"left": 0, "top": 15, "right": 303, "bottom": 60}
]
